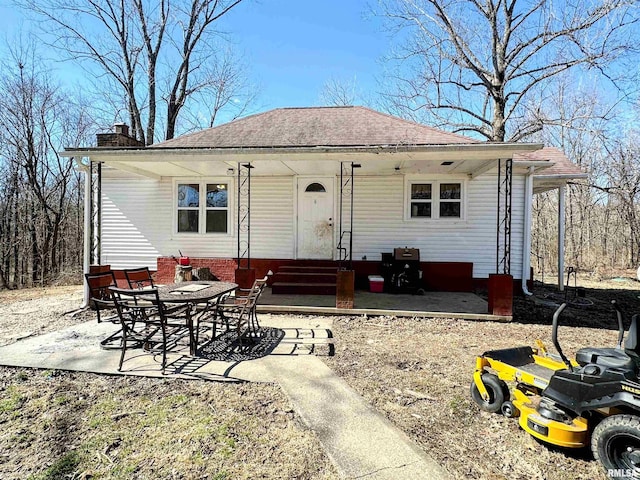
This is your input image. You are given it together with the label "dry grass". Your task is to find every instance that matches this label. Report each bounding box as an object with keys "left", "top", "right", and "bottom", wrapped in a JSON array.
[
  {"left": 323, "top": 315, "right": 613, "bottom": 479},
  {"left": 0, "top": 286, "right": 337, "bottom": 480},
  {"left": 0, "top": 285, "right": 91, "bottom": 347},
  {"left": 0, "top": 368, "right": 337, "bottom": 480},
  {"left": 322, "top": 272, "right": 640, "bottom": 480},
  {"left": 2, "top": 277, "right": 640, "bottom": 479}
]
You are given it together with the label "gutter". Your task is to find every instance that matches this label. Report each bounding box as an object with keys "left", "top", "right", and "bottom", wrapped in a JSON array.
[
  {"left": 60, "top": 142, "right": 545, "bottom": 159},
  {"left": 534, "top": 173, "right": 589, "bottom": 180},
  {"left": 522, "top": 166, "right": 535, "bottom": 296}
]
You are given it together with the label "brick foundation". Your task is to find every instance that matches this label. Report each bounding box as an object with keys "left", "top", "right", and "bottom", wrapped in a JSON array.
[
  {"left": 156, "top": 257, "right": 237, "bottom": 284},
  {"left": 152, "top": 257, "right": 520, "bottom": 300},
  {"left": 488, "top": 274, "right": 513, "bottom": 316}
]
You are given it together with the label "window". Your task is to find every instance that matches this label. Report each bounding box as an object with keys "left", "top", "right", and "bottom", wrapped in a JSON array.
[
  {"left": 205, "top": 184, "right": 228, "bottom": 233},
  {"left": 406, "top": 180, "right": 463, "bottom": 220},
  {"left": 176, "top": 181, "right": 229, "bottom": 234},
  {"left": 177, "top": 184, "right": 200, "bottom": 232},
  {"left": 439, "top": 183, "right": 461, "bottom": 218},
  {"left": 410, "top": 183, "right": 432, "bottom": 218},
  {"left": 305, "top": 182, "right": 326, "bottom": 192}
]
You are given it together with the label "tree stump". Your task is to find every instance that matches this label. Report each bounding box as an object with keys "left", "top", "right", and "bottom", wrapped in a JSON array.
[{"left": 174, "top": 265, "right": 193, "bottom": 283}]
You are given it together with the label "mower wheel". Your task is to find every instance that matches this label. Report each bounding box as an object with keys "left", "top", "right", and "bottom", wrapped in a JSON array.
[
  {"left": 593, "top": 414, "right": 640, "bottom": 474},
  {"left": 470, "top": 373, "right": 509, "bottom": 413},
  {"left": 501, "top": 401, "right": 519, "bottom": 418}
]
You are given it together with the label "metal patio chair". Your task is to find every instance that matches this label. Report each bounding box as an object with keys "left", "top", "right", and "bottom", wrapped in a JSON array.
[
  {"left": 200, "top": 275, "right": 269, "bottom": 347},
  {"left": 110, "top": 286, "right": 191, "bottom": 373},
  {"left": 84, "top": 270, "right": 118, "bottom": 324},
  {"left": 124, "top": 267, "right": 155, "bottom": 289}
]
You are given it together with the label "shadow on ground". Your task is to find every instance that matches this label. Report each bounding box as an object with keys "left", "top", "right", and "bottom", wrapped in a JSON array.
[{"left": 512, "top": 280, "right": 640, "bottom": 330}]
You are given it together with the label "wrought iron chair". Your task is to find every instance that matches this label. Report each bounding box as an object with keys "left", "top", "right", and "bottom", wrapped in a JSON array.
[
  {"left": 201, "top": 275, "right": 269, "bottom": 347},
  {"left": 110, "top": 286, "right": 192, "bottom": 373},
  {"left": 84, "top": 271, "right": 118, "bottom": 324},
  {"left": 124, "top": 267, "right": 155, "bottom": 289}
]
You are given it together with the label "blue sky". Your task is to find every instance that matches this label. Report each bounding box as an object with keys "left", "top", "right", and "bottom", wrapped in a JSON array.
[
  {"left": 0, "top": 0, "right": 388, "bottom": 111},
  {"left": 222, "top": 0, "right": 387, "bottom": 108}
]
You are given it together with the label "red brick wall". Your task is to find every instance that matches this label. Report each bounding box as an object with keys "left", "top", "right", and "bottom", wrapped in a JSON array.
[
  {"left": 155, "top": 257, "right": 237, "bottom": 283},
  {"left": 150, "top": 256, "right": 522, "bottom": 293}
]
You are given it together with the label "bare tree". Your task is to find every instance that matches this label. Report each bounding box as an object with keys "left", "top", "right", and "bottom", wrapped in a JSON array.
[
  {"left": 377, "top": 0, "right": 638, "bottom": 141},
  {"left": 20, "top": 0, "right": 247, "bottom": 144},
  {"left": 180, "top": 46, "right": 261, "bottom": 130},
  {"left": 320, "top": 76, "right": 360, "bottom": 106},
  {"left": 0, "top": 45, "right": 91, "bottom": 287}
]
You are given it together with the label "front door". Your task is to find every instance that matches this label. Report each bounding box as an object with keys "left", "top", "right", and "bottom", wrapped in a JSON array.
[{"left": 297, "top": 178, "right": 334, "bottom": 259}]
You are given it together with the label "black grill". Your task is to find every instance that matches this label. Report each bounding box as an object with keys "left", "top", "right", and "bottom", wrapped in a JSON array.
[{"left": 381, "top": 248, "right": 423, "bottom": 294}]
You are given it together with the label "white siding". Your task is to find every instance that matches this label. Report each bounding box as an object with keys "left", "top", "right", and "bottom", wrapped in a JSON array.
[
  {"left": 345, "top": 174, "right": 524, "bottom": 279},
  {"left": 249, "top": 177, "right": 294, "bottom": 258},
  {"left": 101, "top": 176, "right": 295, "bottom": 268},
  {"left": 101, "top": 178, "right": 169, "bottom": 269},
  {"left": 101, "top": 173, "right": 525, "bottom": 278}
]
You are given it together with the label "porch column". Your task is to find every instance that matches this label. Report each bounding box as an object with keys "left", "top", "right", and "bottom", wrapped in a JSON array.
[
  {"left": 79, "top": 158, "right": 91, "bottom": 306},
  {"left": 557, "top": 183, "right": 566, "bottom": 291},
  {"left": 235, "top": 163, "right": 255, "bottom": 290}
]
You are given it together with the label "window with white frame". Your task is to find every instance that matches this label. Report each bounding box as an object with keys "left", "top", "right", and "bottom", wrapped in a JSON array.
[
  {"left": 176, "top": 181, "right": 229, "bottom": 233},
  {"left": 406, "top": 180, "right": 463, "bottom": 220}
]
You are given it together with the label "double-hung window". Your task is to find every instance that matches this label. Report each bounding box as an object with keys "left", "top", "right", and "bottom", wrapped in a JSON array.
[
  {"left": 406, "top": 179, "right": 464, "bottom": 220},
  {"left": 176, "top": 181, "right": 230, "bottom": 234}
]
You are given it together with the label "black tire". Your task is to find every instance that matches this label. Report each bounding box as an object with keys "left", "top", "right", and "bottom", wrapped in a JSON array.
[
  {"left": 501, "top": 400, "right": 519, "bottom": 418},
  {"left": 592, "top": 414, "right": 640, "bottom": 476},
  {"left": 470, "top": 373, "right": 509, "bottom": 413}
]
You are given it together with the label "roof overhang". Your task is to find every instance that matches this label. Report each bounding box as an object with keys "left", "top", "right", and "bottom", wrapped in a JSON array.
[
  {"left": 62, "top": 142, "right": 547, "bottom": 179},
  {"left": 533, "top": 173, "right": 589, "bottom": 193}
]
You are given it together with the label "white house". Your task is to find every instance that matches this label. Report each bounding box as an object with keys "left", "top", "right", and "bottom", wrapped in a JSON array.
[{"left": 63, "top": 106, "right": 585, "bottom": 305}]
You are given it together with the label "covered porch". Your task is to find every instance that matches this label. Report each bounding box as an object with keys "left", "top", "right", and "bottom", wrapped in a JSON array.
[
  {"left": 257, "top": 287, "right": 505, "bottom": 321},
  {"left": 61, "top": 108, "right": 586, "bottom": 322}
]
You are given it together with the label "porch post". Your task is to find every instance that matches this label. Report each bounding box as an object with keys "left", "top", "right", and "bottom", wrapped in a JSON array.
[
  {"left": 489, "top": 158, "right": 513, "bottom": 316},
  {"left": 78, "top": 158, "right": 91, "bottom": 306},
  {"left": 235, "top": 163, "right": 255, "bottom": 290},
  {"left": 558, "top": 183, "right": 566, "bottom": 291}
]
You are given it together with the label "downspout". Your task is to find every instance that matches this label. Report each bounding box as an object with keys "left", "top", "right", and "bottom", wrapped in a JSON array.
[
  {"left": 75, "top": 157, "right": 91, "bottom": 308},
  {"left": 521, "top": 166, "right": 534, "bottom": 296}
]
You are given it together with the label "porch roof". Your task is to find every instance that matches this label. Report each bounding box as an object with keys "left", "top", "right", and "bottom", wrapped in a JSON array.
[
  {"left": 526, "top": 147, "right": 589, "bottom": 193},
  {"left": 63, "top": 142, "right": 549, "bottom": 179}
]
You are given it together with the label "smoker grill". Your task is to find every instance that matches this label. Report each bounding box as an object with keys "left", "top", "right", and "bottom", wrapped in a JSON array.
[{"left": 381, "top": 247, "right": 424, "bottom": 294}]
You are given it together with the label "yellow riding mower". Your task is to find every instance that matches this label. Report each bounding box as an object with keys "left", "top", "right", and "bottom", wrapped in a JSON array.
[{"left": 471, "top": 302, "right": 640, "bottom": 477}]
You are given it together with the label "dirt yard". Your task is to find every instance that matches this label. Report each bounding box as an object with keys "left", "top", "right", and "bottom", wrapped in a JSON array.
[
  {"left": 1, "top": 273, "right": 639, "bottom": 479},
  {"left": 323, "top": 271, "right": 640, "bottom": 480}
]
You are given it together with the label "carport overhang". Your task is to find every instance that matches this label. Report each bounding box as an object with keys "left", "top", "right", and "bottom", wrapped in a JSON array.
[
  {"left": 62, "top": 142, "right": 549, "bottom": 178},
  {"left": 533, "top": 173, "right": 589, "bottom": 193},
  {"left": 533, "top": 173, "right": 590, "bottom": 291}
]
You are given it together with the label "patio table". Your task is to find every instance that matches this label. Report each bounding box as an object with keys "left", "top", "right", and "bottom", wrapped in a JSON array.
[{"left": 154, "top": 281, "right": 238, "bottom": 355}]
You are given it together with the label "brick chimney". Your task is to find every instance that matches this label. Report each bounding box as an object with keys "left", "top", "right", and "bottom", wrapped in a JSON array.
[{"left": 97, "top": 123, "right": 145, "bottom": 147}]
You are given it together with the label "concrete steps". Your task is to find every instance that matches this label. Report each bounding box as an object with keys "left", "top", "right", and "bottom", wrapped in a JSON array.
[{"left": 271, "top": 265, "right": 337, "bottom": 295}]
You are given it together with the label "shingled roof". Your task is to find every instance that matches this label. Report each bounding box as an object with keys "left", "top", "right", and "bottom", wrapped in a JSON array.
[
  {"left": 515, "top": 147, "right": 586, "bottom": 178},
  {"left": 153, "top": 106, "right": 477, "bottom": 149}
]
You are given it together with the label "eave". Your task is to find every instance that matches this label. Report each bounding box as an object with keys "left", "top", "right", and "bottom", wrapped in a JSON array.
[{"left": 62, "top": 142, "right": 547, "bottom": 179}]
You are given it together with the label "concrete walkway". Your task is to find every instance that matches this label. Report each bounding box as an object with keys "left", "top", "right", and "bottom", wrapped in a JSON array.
[
  {"left": 265, "top": 355, "right": 448, "bottom": 479},
  {"left": 0, "top": 315, "right": 449, "bottom": 479}
]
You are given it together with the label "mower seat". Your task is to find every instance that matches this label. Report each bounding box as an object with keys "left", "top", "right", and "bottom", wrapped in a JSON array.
[
  {"left": 624, "top": 314, "right": 640, "bottom": 356},
  {"left": 576, "top": 348, "right": 635, "bottom": 371}
]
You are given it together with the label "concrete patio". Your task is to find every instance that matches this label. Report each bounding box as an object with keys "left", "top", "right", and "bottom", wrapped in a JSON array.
[
  {"left": 0, "top": 313, "right": 449, "bottom": 479},
  {"left": 258, "top": 287, "right": 510, "bottom": 321}
]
